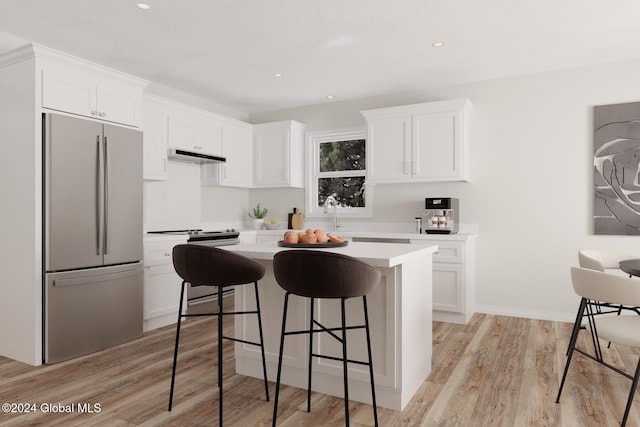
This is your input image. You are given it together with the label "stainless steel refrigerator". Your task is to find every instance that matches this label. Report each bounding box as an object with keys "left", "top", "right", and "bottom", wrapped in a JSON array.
[{"left": 43, "top": 113, "right": 144, "bottom": 364}]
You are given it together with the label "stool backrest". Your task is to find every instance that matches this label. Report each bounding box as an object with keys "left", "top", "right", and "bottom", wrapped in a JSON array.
[
  {"left": 172, "top": 244, "right": 265, "bottom": 286},
  {"left": 273, "top": 250, "right": 381, "bottom": 298}
]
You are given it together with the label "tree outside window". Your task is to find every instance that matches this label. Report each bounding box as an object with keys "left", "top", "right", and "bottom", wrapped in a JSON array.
[{"left": 318, "top": 139, "right": 366, "bottom": 208}]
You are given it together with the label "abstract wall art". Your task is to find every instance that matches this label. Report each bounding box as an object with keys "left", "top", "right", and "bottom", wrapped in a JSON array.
[{"left": 594, "top": 101, "right": 640, "bottom": 235}]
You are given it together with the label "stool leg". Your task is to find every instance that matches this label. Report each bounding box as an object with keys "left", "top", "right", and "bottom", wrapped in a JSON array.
[
  {"left": 253, "top": 281, "right": 270, "bottom": 402},
  {"left": 341, "top": 298, "right": 350, "bottom": 427},
  {"left": 272, "top": 292, "right": 290, "bottom": 427},
  {"left": 218, "top": 285, "right": 224, "bottom": 425},
  {"left": 168, "top": 280, "right": 187, "bottom": 411},
  {"left": 363, "top": 295, "right": 378, "bottom": 427},
  {"left": 307, "top": 297, "right": 315, "bottom": 412}
]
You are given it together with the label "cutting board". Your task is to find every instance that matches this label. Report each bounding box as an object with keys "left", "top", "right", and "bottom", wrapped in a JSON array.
[{"left": 291, "top": 212, "right": 304, "bottom": 230}]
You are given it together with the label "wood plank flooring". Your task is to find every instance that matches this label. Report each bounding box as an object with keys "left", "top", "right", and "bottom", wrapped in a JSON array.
[{"left": 1, "top": 313, "right": 639, "bottom": 426}]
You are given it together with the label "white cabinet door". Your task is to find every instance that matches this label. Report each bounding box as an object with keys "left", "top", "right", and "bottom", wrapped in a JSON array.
[
  {"left": 97, "top": 79, "right": 144, "bottom": 127},
  {"left": 253, "top": 121, "right": 305, "bottom": 188},
  {"left": 143, "top": 263, "right": 181, "bottom": 331},
  {"left": 432, "top": 263, "right": 464, "bottom": 312},
  {"left": 42, "top": 65, "right": 97, "bottom": 119},
  {"left": 168, "top": 106, "right": 223, "bottom": 156},
  {"left": 366, "top": 116, "right": 411, "bottom": 183},
  {"left": 254, "top": 124, "right": 290, "bottom": 186},
  {"left": 142, "top": 96, "right": 168, "bottom": 180},
  {"left": 143, "top": 238, "right": 185, "bottom": 331},
  {"left": 413, "top": 110, "right": 462, "bottom": 181},
  {"left": 202, "top": 121, "right": 253, "bottom": 187}
]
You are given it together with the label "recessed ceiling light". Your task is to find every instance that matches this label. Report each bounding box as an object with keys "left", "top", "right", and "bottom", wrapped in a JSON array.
[
  {"left": 136, "top": 2, "right": 151, "bottom": 10},
  {"left": 326, "top": 95, "right": 334, "bottom": 99},
  {"left": 432, "top": 42, "right": 445, "bottom": 47},
  {"left": 273, "top": 73, "right": 283, "bottom": 77}
]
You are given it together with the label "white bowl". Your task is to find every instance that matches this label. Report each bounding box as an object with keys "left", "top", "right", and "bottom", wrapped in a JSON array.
[{"left": 264, "top": 222, "right": 281, "bottom": 230}]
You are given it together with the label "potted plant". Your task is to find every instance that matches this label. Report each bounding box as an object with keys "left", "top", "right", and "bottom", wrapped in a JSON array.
[{"left": 248, "top": 204, "right": 268, "bottom": 229}]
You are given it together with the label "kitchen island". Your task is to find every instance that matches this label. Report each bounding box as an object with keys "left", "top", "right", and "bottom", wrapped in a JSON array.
[{"left": 225, "top": 240, "right": 438, "bottom": 411}]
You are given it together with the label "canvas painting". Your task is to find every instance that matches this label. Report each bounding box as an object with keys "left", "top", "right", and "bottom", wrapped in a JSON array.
[{"left": 594, "top": 101, "right": 640, "bottom": 235}]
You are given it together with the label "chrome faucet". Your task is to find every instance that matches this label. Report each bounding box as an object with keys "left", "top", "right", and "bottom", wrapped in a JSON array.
[{"left": 322, "top": 194, "right": 340, "bottom": 231}]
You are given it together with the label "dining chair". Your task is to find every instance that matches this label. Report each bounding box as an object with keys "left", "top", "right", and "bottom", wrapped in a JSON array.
[
  {"left": 557, "top": 267, "right": 640, "bottom": 426},
  {"left": 568, "top": 250, "right": 640, "bottom": 357}
]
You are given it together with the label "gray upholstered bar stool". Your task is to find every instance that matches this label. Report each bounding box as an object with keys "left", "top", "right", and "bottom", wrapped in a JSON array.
[
  {"left": 271, "top": 250, "right": 381, "bottom": 427},
  {"left": 168, "top": 244, "right": 269, "bottom": 425}
]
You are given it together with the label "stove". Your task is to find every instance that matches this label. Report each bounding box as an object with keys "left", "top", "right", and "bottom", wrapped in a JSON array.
[{"left": 148, "top": 229, "right": 240, "bottom": 246}]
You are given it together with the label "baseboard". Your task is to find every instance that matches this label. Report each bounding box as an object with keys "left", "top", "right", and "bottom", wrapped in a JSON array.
[{"left": 474, "top": 304, "right": 575, "bottom": 323}]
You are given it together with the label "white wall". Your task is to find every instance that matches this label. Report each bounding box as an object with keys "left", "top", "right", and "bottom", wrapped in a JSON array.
[{"left": 246, "top": 58, "right": 640, "bottom": 322}]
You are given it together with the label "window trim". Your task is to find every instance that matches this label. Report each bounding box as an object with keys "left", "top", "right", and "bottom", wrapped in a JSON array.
[{"left": 305, "top": 126, "right": 372, "bottom": 218}]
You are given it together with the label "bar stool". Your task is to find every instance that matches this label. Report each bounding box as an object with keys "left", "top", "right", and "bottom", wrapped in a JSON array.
[
  {"left": 271, "top": 250, "right": 381, "bottom": 427},
  {"left": 168, "top": 244, "right": 269, "bottom": 425}
]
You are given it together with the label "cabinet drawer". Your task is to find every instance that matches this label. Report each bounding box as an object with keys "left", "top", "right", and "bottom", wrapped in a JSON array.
[
  {"left": 432, "top": 241, "right": 464, "bottom": 263},
  {"left": 143, "top": 239, "right": 186, "bottom": 266},
  {"left": 411, "top": 240, "right": 463, "bottom": 263}
]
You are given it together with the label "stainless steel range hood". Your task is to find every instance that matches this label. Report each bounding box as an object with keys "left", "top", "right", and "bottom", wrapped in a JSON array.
[{"left": 167, "top": 148, "right": 226, "bottom": 164}]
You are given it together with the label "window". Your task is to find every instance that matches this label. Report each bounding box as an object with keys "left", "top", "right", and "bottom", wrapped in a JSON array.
[{"left": 306, "top": 127, "right": 371, "bottom": 217}]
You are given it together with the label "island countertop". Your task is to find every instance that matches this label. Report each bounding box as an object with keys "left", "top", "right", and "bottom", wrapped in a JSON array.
[{"left": 224, "top": 240, "right": 438, "bottom": 268}]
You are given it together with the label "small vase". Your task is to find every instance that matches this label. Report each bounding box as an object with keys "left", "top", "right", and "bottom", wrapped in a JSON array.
[{"left": 250, "top": 218, "right": 265, "bottom": 230}]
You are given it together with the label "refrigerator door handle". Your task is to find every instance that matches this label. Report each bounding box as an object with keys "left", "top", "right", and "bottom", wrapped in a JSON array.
[
  {"left": 95, "top": 135, "right": 101, "bottom": 256},
  {"left": 103, "top": 135, "right": 109, "bottom": 255}
]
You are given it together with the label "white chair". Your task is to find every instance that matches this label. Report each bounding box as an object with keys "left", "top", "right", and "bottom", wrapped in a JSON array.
[
  {"left": 568, "top": 250, "right": 640, "bottom": 356},
  {"left": 556, "top": 267, "right": 640, "bottom": 426}
]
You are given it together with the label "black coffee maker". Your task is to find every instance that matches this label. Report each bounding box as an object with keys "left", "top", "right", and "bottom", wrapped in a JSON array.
[{"left": 422, "top": 198, "right": 459, "bottom": 234}]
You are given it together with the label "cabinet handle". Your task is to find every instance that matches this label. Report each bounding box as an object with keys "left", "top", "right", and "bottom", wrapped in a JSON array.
[
  {"left": 412, "top": 160, "right": 417, "bottom": 175},
  {"left": 164, "top": 252, "right": 170, "bottom": 256},
  {"left": 99, "top": 112, "right": 106, "bottom": 118},
  {"left": 91, "top": 110, "right": 99, "bottom": 116},
  {"left": 194, "top": 145, "right": 202, "bottom": 150},
  {"left": 403, "top": 161, "right": 409, "bottom": 175}
]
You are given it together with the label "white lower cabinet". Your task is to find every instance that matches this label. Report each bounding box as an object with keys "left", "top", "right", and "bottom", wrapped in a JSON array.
[
  {"left": 411, "top": 237, "right": 476, "bottom": 324},
  {"left": 143, "top": 238, "right": 185, "bottom": 331}
]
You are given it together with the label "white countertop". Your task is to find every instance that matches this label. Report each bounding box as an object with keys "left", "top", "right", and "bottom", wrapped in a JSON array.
[{"left": 224, "top": 240, "right": 438, "bottom": 268}]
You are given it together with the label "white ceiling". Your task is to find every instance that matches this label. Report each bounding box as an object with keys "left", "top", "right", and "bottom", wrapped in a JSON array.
[{"left": 0, "top": 0, "right": 639, "bottom": 115}]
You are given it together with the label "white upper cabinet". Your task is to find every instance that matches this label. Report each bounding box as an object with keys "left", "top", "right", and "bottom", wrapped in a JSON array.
[
  {"left": 167, "top": 104, "right": 223, "bottom": 156},
  {"left": 142, "top": 95, "right": 169, "bottom": 181},
  {"left": 201, "top": 120, "right": 253, "bottom": 187},
  {"left": 253, "top": 120, "right": 305, "bottom": 188},
  {"left": 40, "top": 48, "right": 146, "bottom": 127},
  {"left": 362, "top": 98, "right": 472, "bottom": 183}
]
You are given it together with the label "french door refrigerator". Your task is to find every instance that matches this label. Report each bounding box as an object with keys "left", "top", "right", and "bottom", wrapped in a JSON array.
[{"left": 43, "top": 113, "right": 143, "bottom": 364}]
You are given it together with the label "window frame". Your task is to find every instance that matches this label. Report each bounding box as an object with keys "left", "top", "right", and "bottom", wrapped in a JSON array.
[{"left": 305, "top": 126, "right": 372, "bottom": 218}]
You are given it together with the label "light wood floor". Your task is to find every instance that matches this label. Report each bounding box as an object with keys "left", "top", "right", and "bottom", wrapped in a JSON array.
[{"left": 1, "top": 313, "right": 639, "bottom": 426}]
